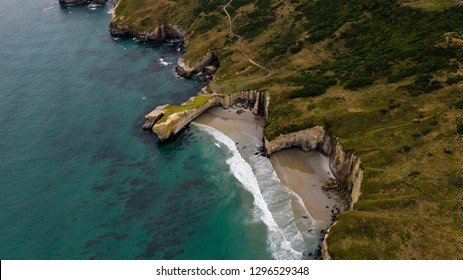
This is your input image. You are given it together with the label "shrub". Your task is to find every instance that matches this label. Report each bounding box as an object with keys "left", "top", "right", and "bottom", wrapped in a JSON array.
[
  {"left": 289, "top": 85, "right": 327, "bottom": 98},
  {"left": 344, "top": 77, "right": 375, "bottom": 90},
  {"left": 457, "top": 123, "right": 463, "bottom": 135},
  {"left": 288, "top": 73, "right": 337, "bottom": 99},
  {"left": 402, "top": 75, "right": 443, "bottom": 96},
  {"left": 446, "top": 75, "right": 463, "bottom": 85},
  {"left": 294, "top": 0, "right": 463, "bottom": 89},
  {"left": 194, "top": 14, "right": 220, "bottom": 33}
]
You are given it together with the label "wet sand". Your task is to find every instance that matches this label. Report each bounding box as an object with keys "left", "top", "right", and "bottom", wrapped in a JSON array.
[
  {"left": 270, "top": 149, "right": 340, "bottom": 227},
  {"left": 194, "top": 106, "right": 340, "bottom": 230}
]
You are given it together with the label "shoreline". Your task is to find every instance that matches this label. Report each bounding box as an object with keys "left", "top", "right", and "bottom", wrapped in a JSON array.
[
  {"left": 194, "top": 106, "right": 343, "bottom": 255},
  {"left": 269, "top": 149, "right": 344, "bottom": 228}
]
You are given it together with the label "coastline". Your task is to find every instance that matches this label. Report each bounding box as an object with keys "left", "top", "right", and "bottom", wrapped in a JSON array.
[
  {"left": 109, "top": 2, "right": 361, "bottom": 259},
  {"left": 269, "top": 149, "right": 344, "bottom": 228},
  {"left": 194, "top": 107, "right": 343, "bottom": 257}
]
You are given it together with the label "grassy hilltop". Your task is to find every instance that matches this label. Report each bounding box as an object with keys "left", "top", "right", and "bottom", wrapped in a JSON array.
[{"left": 113, "top": 0, "right": 463, "bottom": 259}]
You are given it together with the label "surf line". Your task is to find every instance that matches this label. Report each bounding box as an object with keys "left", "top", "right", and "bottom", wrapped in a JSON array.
[{"left": 191, "top": 122, "right": 305, "bottom": 260}]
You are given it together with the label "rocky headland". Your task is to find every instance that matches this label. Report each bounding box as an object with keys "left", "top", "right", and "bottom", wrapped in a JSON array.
[
  {"left": 176, "top": 51, "right": 220, "bottom": 78},
  {"left": 109, "top": 23, "right": 187, "bottom": 42},
  {"left": 143, "top": 90, "right": 269, "bottom": 140}
]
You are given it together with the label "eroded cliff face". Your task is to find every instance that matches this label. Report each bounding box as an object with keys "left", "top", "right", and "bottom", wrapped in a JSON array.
[
  {"left": 176, "top": 51, "right": 220, "bottom": 78},
  {"left": 264, "top": 127, "right": 363, "bottom": 210},
  {"left": 59, "top": 0, "right": 108, "bottom": 5},
  {"left": 108, "top": 19, "right": 220, "bottom": 78},
  {"left": 109, "top": 22, "right": 187, "bottom": 42},
  {"left": 143, "top": 90, "right": 269, "bottom": 140}
]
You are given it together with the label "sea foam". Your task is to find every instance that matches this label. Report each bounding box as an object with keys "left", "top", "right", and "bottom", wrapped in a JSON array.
[{"left": 192, "top": 122, "right": 303, "bottom": 260}]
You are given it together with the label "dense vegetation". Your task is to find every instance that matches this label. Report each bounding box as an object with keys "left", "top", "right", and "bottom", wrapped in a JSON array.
[
  {"left": 113, "top": 0, "right": 463, "bottom": 259},
  {"left": 289, "top": 0, "right": 463, "bottom": 95}
]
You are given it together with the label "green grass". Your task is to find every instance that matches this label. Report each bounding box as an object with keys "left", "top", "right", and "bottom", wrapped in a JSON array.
[{"left": 158, "top": 94, "right": 214, "bottom": 123}]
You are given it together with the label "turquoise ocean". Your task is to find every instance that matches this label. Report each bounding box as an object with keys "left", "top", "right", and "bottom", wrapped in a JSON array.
[{"left": 0, "top": 1, "right": 318, "bottom": 259}]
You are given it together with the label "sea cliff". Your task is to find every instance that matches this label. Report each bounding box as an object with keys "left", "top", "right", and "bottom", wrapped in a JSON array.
[
  {"left": 264, "top": 127, "right": 363, "bottom": 210},
  {"left": 143, "top": 90, "right": 269, "bottom": 140},
  {"left": 109, "top": 23, "right": 187, "bottom": 42}
]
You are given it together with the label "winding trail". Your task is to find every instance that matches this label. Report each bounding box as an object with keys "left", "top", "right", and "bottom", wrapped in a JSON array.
[{"left": 223, "top": 0, "right": 271, "bottom": 77}]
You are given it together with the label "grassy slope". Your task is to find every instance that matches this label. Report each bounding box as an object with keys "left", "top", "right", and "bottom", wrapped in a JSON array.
[{"left": 113, "top": 0, "right": 463, "bottom": 259}]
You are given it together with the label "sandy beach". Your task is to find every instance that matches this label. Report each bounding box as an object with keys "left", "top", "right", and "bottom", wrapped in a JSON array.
[
  {"left": 269, "top": 149, "right": 342, "bottom": 227},
  {"left": 194, "top": 106, "right": 265, "bottom": 150},
  {"left": 194, "top": 106, "right": 341, "bottom": 231}
]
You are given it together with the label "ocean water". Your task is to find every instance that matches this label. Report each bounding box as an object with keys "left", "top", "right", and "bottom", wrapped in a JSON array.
[{"left": 0, "top": 1, "right": 317, "bottom": 260}]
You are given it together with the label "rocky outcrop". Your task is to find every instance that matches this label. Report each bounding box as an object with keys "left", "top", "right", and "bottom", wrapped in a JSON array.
[
  {"left": 142, "top": 105, "right": 167, "bottom": 131},
  {"left": 143, "top": 91, "right": 269, "bottom": 140},
  {"left": 176, "top": 51, "right": 220, "bottom": 78},
  {"left": 59, "top": 0, "right": 108, "bottom": 5},
  {"left": 109, "top": 23, "right": 187, "bottom": 42},
  {"left": 264, "top": 127, "right": 362, "bottom": 210},
  {"left": 321, "top": 222, "right": 336, "bottom": 260},
  {"left": 151, "top": 97, "right": 222, "bottom": 140}
]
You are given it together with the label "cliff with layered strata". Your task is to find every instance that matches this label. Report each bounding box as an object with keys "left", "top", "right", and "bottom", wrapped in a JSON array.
[
  {"left": 143, "top": 90, "right": 269, "bottom": 140},
  {"left": 264, "top": 127, "right": 363, "bottom": 210},
  {"left": 109, "top": 23, "right": 187, "bottom": 42}
]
